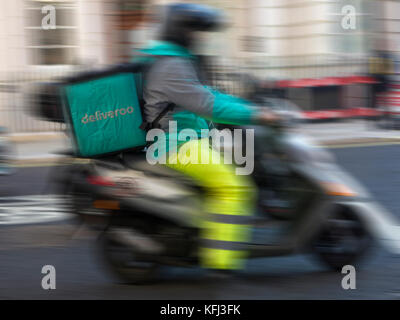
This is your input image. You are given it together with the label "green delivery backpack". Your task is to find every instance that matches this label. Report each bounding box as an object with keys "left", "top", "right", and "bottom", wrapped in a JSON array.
[{"left": 61, "top": 63, "right": 149, "bottom": 158}]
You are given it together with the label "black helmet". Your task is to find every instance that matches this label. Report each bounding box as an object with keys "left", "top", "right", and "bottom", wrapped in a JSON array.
[{"left": 159, "top": 3, "right": 225, "bottom": 49}]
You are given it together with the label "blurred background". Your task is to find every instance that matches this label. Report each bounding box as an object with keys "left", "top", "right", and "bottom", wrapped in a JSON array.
[
  {"left": 0, "top": 0, "right": 400, "bottom": 132},
  {"left": 0, "top": 0, "right": 400, "bottom": 299}
]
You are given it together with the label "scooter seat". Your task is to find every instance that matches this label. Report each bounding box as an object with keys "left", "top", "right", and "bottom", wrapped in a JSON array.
[{"left": 121, "top": 151, "right": 202, "bottom": 190}]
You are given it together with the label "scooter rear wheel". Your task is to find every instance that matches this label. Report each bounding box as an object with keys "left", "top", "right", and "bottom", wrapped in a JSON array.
[
  {"left": 310, "top": 205, "right": 373, "bottom": 271},
  {"left": 98, "top": 231, "right": 159, "bottom": 285}
]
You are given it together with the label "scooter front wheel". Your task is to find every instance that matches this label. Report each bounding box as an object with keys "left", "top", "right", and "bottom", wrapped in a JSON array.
[{"left": 310, "top": 205, "right": 373, "bottom": 271}]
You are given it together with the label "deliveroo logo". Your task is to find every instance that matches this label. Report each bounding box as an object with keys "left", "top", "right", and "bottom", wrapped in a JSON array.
[{"left": 81, "top": 106, "right": 134, "bottom": 124}]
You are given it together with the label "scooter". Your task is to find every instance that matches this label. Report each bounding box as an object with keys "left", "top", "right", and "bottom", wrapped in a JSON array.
[
  {"left": 42, "top": 94, "right": 399, "bottom": 285},
  {"left": 31, "top": 72, "right": 400, "bottom": 284}
]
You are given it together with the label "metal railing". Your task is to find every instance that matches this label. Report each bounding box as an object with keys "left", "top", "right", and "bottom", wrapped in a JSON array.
[
  {"left": 1, "top": 55, "right": 398, "bottom": 133},
  {"left": 0, "top": 67, "right": 79, "bottom": 133}
]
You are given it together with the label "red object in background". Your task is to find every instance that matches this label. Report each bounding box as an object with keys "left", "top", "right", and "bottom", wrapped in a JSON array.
[
  {"left": 273, "top": 75, "right": 385, "bottom": 120},
  {"left": 272, "top": 75, "right": 400, "bottom": 119},
  {"left": 301, "top": 108, "right": 381, "bottom": 120},
  {"left": 276, "top": 75, "right": 377, "bottom": 88},
  {"left": 346, "top": 76, "right": 377, "bottom": 84}
]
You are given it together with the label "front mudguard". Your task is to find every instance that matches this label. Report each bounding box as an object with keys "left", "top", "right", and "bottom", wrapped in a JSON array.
[
  {"left": 334, "top": 200, "right": 400, "bottom": 255},
  {"left": 292, "top": 162, "right": 400, "bottom": 254}
]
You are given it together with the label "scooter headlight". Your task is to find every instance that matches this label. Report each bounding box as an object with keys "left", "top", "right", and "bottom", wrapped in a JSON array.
[{"left": 321, "top": 182, "right": 357, "bottom": 197}]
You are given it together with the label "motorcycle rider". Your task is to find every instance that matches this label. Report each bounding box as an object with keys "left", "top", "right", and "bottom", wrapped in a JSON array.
[{"left": 137, "top": 3, "right": 278, "bottom": 272}]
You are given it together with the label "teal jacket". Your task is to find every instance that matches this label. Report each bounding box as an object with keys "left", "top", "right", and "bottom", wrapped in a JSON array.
[{"left": 135, "top": 41, "right": 259, "bottom": 157}]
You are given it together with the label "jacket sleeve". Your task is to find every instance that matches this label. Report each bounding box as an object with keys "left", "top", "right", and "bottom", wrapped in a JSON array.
[{"left": 145, "top": 57, "right": 260, "bottom": 125}]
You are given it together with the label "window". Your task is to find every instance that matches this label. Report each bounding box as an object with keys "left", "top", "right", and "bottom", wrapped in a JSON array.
[{"left": 25, "top": 0, "right": 78, "bottom": 65}]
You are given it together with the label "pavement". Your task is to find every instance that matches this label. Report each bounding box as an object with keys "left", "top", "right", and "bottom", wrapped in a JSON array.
[
  {"left": 295, "top": 119, "right": 400, "bottom": 146},
  {"left": 8, "top": 119, "right": 400, "bottom": 165}
]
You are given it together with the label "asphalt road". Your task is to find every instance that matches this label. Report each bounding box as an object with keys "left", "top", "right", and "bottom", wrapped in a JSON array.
[{"left": 0, "top": 144, "right": 399, "bottom": 299}]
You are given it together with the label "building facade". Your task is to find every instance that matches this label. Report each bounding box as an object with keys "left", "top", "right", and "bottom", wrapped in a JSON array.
[{"left": 1, "top": 0, "right": 399, "bottom": 131}]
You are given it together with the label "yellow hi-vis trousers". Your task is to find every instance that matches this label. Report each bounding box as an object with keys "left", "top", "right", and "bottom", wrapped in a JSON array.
[{"left": 165, "top": 138, "right": 256, "bottom": 270}]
